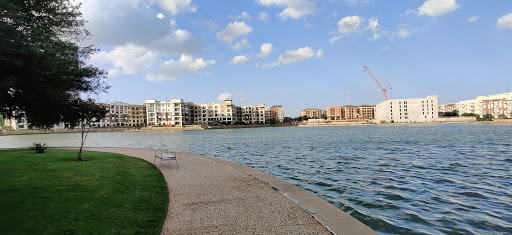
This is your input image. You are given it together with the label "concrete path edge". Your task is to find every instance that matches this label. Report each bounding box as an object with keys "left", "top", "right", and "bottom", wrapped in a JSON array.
[{"left": 187, "top": 154, "right": 377, "bottom": 235}]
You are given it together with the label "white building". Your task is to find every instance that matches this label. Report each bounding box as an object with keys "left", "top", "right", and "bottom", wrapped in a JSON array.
[
  {"left": 240, "top": 104, "right": 266, "bottom": 124},
  {"left": 375, "top": 95, "right": 439, "bottom": 123},
  {"left": 439, "top": 92, "right": 512, "bottom": 118},
  {"left": 191, "top": 100, "right": 237, "bottom": 125},
  {"left": 3, "top": 117, "right": 28, "bottom": 130},
  {"left": 145, "top": 99, "right": 193, "bottom": 127},
  {"left": 93, "top": 102, "right": 130, "bottom": 127}
]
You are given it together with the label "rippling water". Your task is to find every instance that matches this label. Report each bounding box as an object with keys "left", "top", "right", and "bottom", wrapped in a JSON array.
[{"left": 2, "top": 124, "right": 512, "bottom": 234}]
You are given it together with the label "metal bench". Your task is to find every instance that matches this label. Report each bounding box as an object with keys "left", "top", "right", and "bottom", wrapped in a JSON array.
[{"left": 154, "top": 150, "right": 179, "bottom": 168}]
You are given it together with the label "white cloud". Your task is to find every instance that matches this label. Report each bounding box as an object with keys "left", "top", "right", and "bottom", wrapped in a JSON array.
[
  {"left": 239, "top": 97, "right": 248, "bottom": 102},
  {"left": 315, "top": 50, "right": 324, "bottom": 58},
  {"left": 329, "top": 35, "right": 342, "bottom": 44},
  {"left": 147, "top": 54, "right": 216, "bottom": 81},
  {"left": 257, "top": 0, "right": 316, "bottom": 19},
  {"left": 497, "top": 13, "right": 512, "bottom": 29},
  {"left": 417, "top": 0, "right": 459, "bottom": 17},
  {"left": 337, "top": 15, "right": 364, "bottom": 33},
  {"left": 234, "top": 11, "right": 251, "bottom": 19},
  {"left": 258, "top": 12, "right": 269, "bottom": 22},
  {"left": 158, "top": 0, "right": 197, "bottom": 16},
  {"left": 217, "top": 21, "right": 253, "bottom": 44},
  {"left": 80, "top": 0, "right": 202, "bottom": 54},
  {"left": 258, "top": 43, "right": 273, "bottom": 57},
  {"left": 231, "top": 38, "right": 250, "bottom": 50},
  {"left": 92, "top": 44, "right": 159, "bottom": 75},
  {"left": 217, "top": 93, "right": 232, "bottom": 101},
  {"left": 279, "top": 47, "right": 315, "bottom": 64},
  {"left": 382, "top": 46, "right": 391, "bottom": 51},
  {"left": 147, "top": 28, "right": 202, "bottom": 54},
  {"left": 280, "top": 91, "right": 289, "bottom": 95},
  {"left": 397, "top": 26, "right": 411, "bottom": 37},
  {"left": 230, "top": 55, "right": 250, "bottom": 64},
  {"left": 262, "top": 61, "right": 281, "bottom": 68},
  {"left": 201, "top": 20, "right": 218, "bottom": 30},
  {"left": 157, "top": 13, "right": 166, "bottom": 19},
  {"left": 467, "top": 16, "right": 479, "bottom": 23},
  {"left": 368, "top": 17, "right": 378, "bottom": 30},
  {"left": 369, "top": 32, "right": 381, "bottom": 41},
  {"left": 107, "top": 68, "right": 122, "bottom": 77}
]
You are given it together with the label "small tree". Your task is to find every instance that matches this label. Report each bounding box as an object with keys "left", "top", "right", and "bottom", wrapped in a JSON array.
[
  {"left": 266, "top": 118, "right": 279, "bottom": 126},
  {"left": 63, "top": 99, "right": 107, "bottom": 161}
]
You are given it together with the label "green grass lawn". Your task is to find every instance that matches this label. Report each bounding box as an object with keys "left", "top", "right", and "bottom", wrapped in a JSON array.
[{"left": 0, "top": 149, "right": 168, "bottom": 234}]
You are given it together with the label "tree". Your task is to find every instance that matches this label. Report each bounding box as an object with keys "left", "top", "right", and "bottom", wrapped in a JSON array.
[
  {"left": 283, "top": 117, "right": 293, "bottom": 123},
  {"left": 63, "top": 99, "right": 107, "bottom": 161},
  {"left": 0, "top": 0, "right": 108, "bottom": 129},
  {"left": 266, "top": 118, "right": 279, "bottom": 126},
  {"left": 321, "top": 113, "right": 327, "bottom": 119}
]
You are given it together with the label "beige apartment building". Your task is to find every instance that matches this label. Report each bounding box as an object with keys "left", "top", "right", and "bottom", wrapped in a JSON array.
[
  {"left": 439, "top": 92, "right": 512, "bottom": 118},
  {"left": 301, "top": 108, "right": 326, "bottom": 119},
  {"left": 145, "top": 99, "right": 268, "bottom": 126},
  {"left": 192, "top": 100, "right": 237, "bottom": 124}
]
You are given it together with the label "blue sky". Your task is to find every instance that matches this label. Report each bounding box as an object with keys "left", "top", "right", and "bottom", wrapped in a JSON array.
[{"left": 82, "top": 0, "right": 512, "bottom": 117}]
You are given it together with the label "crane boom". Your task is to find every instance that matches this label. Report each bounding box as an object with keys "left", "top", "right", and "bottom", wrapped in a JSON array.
[{"left": 363, "top": 65, "right": 391, "bottom": 101}]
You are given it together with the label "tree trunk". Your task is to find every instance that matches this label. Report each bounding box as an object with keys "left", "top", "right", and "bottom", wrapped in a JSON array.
[
  {"left": 77, "top": 119, "right": 90, "bottom": 161},
  {"left": 77, "top": 146, "right": 83, "bottom": 161},
  {"left": 77, "top": 119, "right": 85, "bottom": 161}
]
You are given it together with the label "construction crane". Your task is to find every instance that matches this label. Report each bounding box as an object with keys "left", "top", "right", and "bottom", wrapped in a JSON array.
[{"left": 363, "top": 65, "right": 392, "bottom": 101}]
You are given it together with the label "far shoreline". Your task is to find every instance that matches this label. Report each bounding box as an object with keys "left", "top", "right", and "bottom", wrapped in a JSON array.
[{"left": 1, "top": 119, "right": 511, "bottom": 136}]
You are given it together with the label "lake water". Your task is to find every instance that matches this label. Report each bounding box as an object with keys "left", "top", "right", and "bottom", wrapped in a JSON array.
[{"left": 1, "top": 124, "right": 512, "bottom": 234}]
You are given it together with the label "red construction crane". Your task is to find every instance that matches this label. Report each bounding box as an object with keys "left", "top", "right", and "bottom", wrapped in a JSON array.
[{"left": 363, "top": 65, "right": 392, "bottom": 101}]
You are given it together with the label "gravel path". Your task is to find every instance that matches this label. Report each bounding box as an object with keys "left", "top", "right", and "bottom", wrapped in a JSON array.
[{"left": 77, "top": 147, "right": 331, "bottom": 234}]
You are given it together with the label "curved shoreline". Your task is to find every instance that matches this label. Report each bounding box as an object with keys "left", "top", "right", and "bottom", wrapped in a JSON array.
[{"left": 56, "top": 147, "right": 376, "bottom": 234}]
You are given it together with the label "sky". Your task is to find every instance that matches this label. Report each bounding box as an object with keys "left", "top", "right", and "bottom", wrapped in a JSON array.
[{"left": 80, "top": 0, "right": 512, "bottom": 117}]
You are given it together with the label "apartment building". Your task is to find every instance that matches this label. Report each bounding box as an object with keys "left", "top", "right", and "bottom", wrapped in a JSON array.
[
  {"left": 128, "top": 104, "right": 146, "bottom": 127},
  {"left": 301, "top": 108, "right": 326, "bottom": 119},
  {"left": 326, "top": 105, "right": 375, "bottom": 120},
  {"left": 326, "top": 106, "right": 343, "bottom": 120},
  {"left": 375, "top": 95, "right": 439, "bottom": 123},
  {"left": 145, "top": 99, "right": 267, "bottom": 126},
  {"left": 94, "top": 102, "right": 131, "bottom": 127},
  {"left": 358, "top": 105, "right": 375, "bottom": 119},
  {"left": 439, "top": 92, "right": 512, "bottom": 118},
  {"left": 192, "top": 100, "right": 237, "bottom": 124},
  {"left": 241, "top": 104, "right": 266, "bottom": 124},
  {"left": 145, "top": 99, "right": 194, "bottom": 127},
  {"left": 343, "top": 105, "right": 358, "bottom": 120},
  {"left": 265, "top": 105, "right": 284, "bottom": 122}
]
